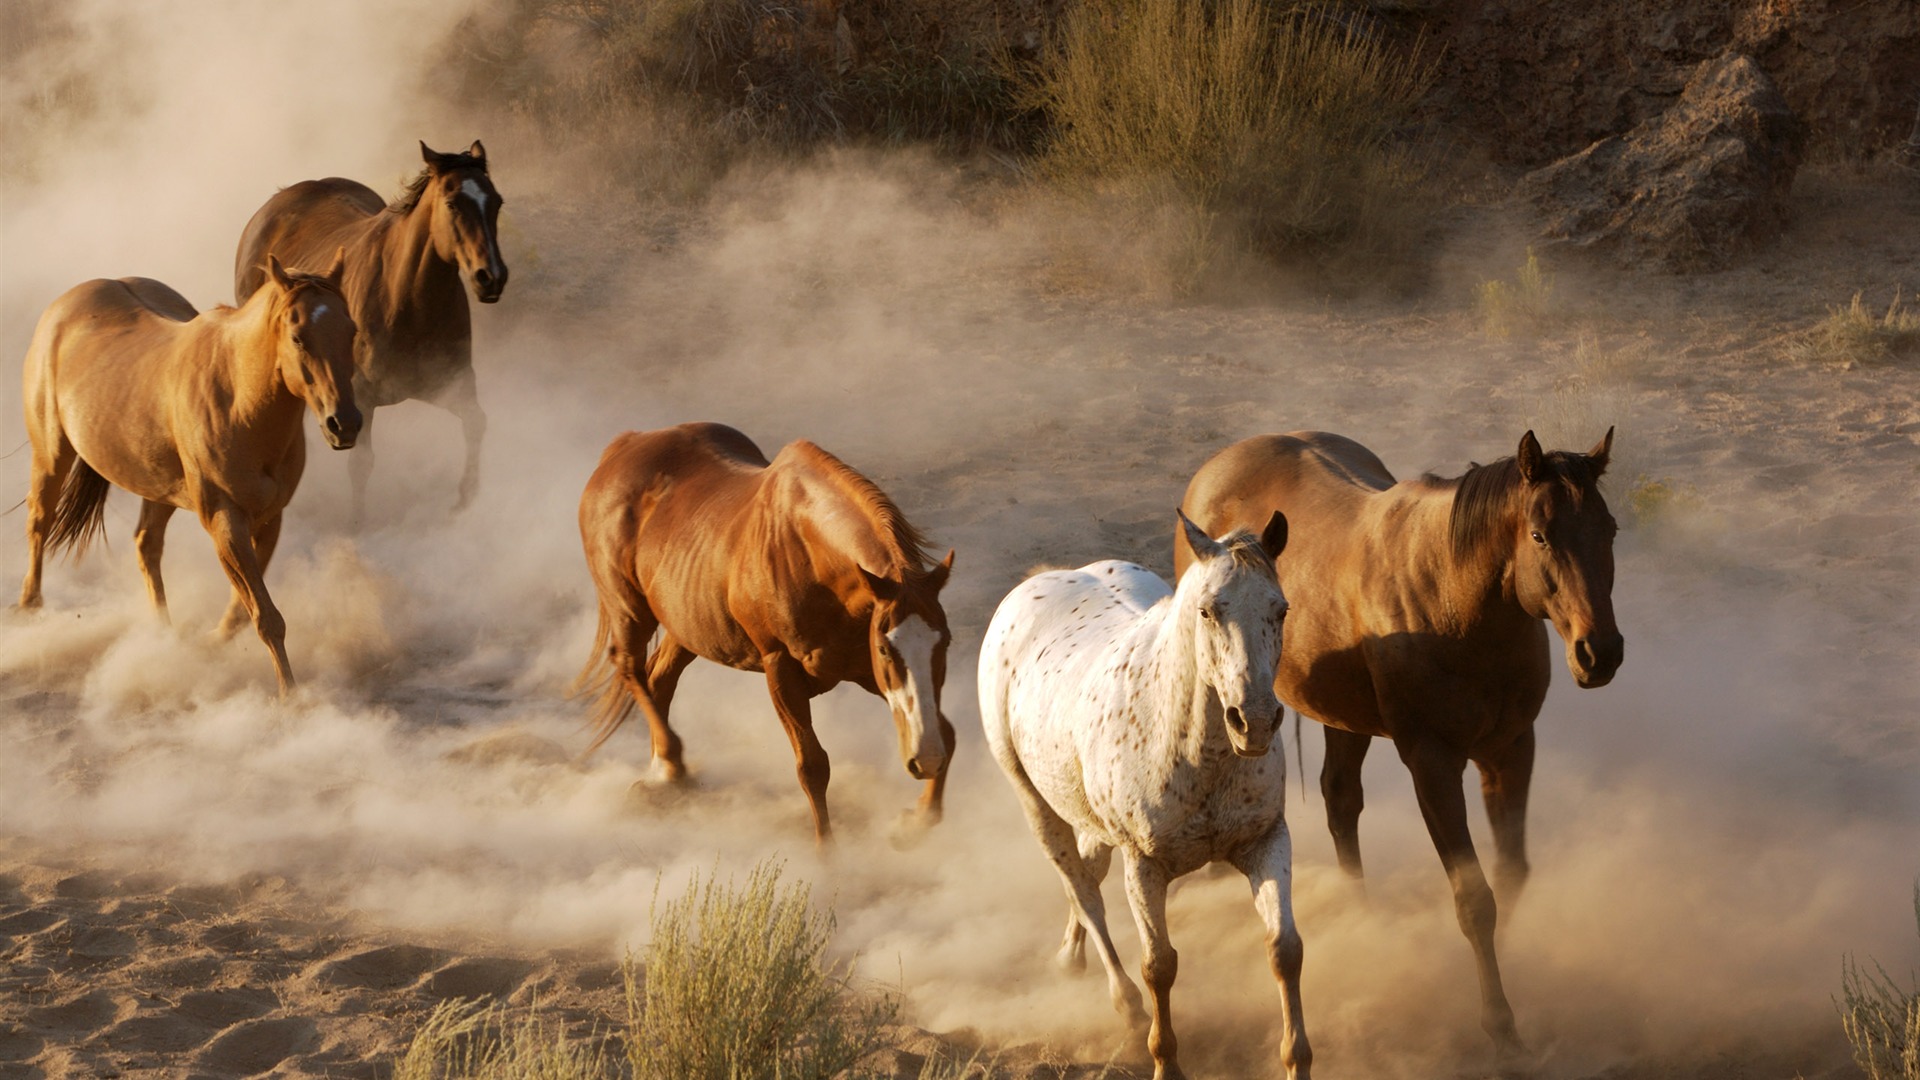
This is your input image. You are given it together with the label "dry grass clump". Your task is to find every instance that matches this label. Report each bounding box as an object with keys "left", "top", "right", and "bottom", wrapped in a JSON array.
[
  {"left": 393, "top": 1000, "right": 613, "bottom": 1080},
  {"left": 625, "top": 860, "right": 897, "bottom": 1080},
  {"left": 1027, "top": 0, "right": 1432, "bottom": 289},
  {"left": 1790, "top": 290, "right": 1920, "bottom": 366},
  {"left": 1475, "top": 249, "right": 1557, "bottom": 339},
  {"left": 1839, "top": 884, "right": 1920, "bottom": 1080}
]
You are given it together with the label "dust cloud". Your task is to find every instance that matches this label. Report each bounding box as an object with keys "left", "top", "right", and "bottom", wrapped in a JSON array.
[{"left": 2, "top": 4, "right": 1917, "bottom": 1079}]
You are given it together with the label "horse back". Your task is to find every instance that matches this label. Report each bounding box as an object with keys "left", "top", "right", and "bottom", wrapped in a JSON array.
[{"left": 234, "top": 178, "right": 382, "bottom": 302}]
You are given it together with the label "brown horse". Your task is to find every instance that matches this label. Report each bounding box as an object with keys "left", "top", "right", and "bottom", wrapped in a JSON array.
[
  {"left": 1177, "top": 429, "right": 1623, "bottom": 1061},
  {"left": 18, "top": 256, "right": 361, "bottom": 694},
  {"left": 233, "top": 140, "right": 507, "bottom": 524},
  {"left": 575, "top": 422, "right": 957, "bottom": 843}
]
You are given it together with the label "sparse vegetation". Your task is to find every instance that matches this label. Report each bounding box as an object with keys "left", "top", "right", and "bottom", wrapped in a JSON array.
[
  {"left": 1790, "top": 290, "right": 1920, "bottom": 366},
  {"left": 1030, "top": 0, "right": 1433, "bottom": 287},
  {"left": 1839, "top": 884, "right": 1920, "bottom": 1080},
  {"left": 393, "top": 999, "right": 612, "bottom": 1080},
  {"left": 1475, "top": 249, "right": 1557, "bottom": 338},
  {"left": 1624, "top": 474, "right": 1701, "bottom": 530}
]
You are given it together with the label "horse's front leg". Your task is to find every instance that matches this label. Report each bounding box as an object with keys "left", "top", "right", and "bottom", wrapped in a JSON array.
[
  {"left": 1235, "top": 824, "right": 1313, "bottom": 1079},
  {"left": 1121, "top": 852, "right": 1185, "bottom": 1080},
  {"left": 1399, "top": 736, "right": 1526, "bottom": 1061},
  {"left": 215, "top": 511, "right": 282, "bottom": 639},
  {"left": 202, "top": 501, "right": 294, "bottom": 696},
  {"left": 911, "top": 709, "right": 958, "bottom": 826},
  {"left": 439, "top": 365, "right": 486, "bottom": 513},
  {"left": 1321, "top": 726, "right": 1372, "bottom": 888},
  {"left": 347, "top": 405, "right": 376, "bottom": 529},
  {"left": 764, "top": 653, "right": 832, "bottom": 844},
  {"left": 1474, "top": 728, "right": 1536, "bottom": 912}
]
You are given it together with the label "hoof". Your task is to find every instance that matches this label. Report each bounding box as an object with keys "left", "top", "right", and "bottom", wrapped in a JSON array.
[
  {"left": 1054, "top": 942, "right": 1087, "bottom": 975},
  {"left": 887, "top": 807, "right": 938, "bottom": 851}
]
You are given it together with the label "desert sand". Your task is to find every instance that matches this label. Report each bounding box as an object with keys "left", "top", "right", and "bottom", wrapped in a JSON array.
[{"left": 3, "top": 5, "right": 1918, "bottom": 1078}]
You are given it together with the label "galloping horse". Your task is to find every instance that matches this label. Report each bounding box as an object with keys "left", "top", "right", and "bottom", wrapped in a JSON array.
[
  {"left": 19, "top": 256, "right": 362, "bottom": 695},
  {"left": 233, "top": 141, "right": 508, "bottom": 524},
  {"left": 980, "top": 512, "right": 1310, "bottom": 1080},
  {"left": 574, "top": 423, "right": 957, "bottom": 843},
  {"left": 1178, "top": 429, "right": 1623, "bottom": 1059}
]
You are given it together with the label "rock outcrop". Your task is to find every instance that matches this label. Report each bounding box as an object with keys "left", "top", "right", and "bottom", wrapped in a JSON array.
[{"left": 1516, "top": 53, "right": 1804, "bottom": 273}]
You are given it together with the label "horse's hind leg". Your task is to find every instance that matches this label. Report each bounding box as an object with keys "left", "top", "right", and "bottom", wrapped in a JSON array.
[
  {"left": 1235, "top": 825, "right": 1313, "bottom": 1080},
  {"left": 1058, "top": 833, "right": 1112, "bottom": 973},
  {"left": 1474, "top": 728, "right": 1536, "bottom": 912},
  {"left": 1321, "top": 727, "right": 1372, "bottom": 886},
  {"left": 18, "top": 437, "right": 75, "bottom": 609},
  {"left": 203, "top": 502, "right": 294, "bottom": 695},
  {"left": 439, "top": 366, "right": 486, "bottom": 513},
  {"left": 640, "top": 633, "right": 696, "bottom": 782},
  {"left": 134, "top": 500, "right": 177, "bottom": 622}
]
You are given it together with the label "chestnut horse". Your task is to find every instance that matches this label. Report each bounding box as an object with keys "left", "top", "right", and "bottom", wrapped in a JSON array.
[
  {"left": 234, "top": 140, "right": 507, "bottom": 524},
  {"left": 575, "top": 422, "right": 957, "bottom": 843},
  {"left": 18, "top": 256, "right": 361, "bottom": 694},
  {"left": 1177, "top": 429, "right": 1623, "bottom": 1061}
]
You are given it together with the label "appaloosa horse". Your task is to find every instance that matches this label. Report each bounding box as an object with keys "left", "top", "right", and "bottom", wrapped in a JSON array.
[
  {"left": 234, "top": 140, "right": 507, "bottom": 523},
  {"left": 19, "top": 256, "right": 361, "bottom": 694},
  {"left": 979, "top": 512, "right": 1310, "bottom": 1080},
  {"left": 1178, "top": 429, "right": 1623, "bottom": 1060},
  {"left": 574, "top": 422, "right": 957, "bottom": 843}
]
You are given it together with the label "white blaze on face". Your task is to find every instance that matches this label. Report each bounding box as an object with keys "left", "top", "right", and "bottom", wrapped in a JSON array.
[
  {"left": 884, "top": 615, "right": 944, "bottom": 768},
  {"left": 310, "top": 303, "right": 331, "bottom": 324},
  {"left": 460, "top": 178, "right": 490, "bottom": 216}
]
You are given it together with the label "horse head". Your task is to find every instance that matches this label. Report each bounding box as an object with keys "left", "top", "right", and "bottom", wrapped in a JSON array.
[
  {"left": 1177, "top": 510, "right": 1290, "bottom": 757},
  {"left": 860, "top": 549, "right": 956, "bottom": 781},
  {"left": 418, "top": 140, "right": 509, "bottom": 304},
  {"left": 265, "top": 252, "right": 361, "bottom": 450},
  {"left": 1508, "top": 428, "right": 1624, "bottom": 688}
]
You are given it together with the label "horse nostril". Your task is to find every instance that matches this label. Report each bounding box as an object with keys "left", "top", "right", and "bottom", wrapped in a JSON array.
[
  {"left": 1226, "top": 706, "right": 1246, "bottom": 732},
  {"left": 325, "top": 416, "right": 342, "bottom": 435}
]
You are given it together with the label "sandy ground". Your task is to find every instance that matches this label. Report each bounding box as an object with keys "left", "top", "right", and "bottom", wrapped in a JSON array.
[{"left": 3, "top": 125, "right": 1919, "bottom": 1080}]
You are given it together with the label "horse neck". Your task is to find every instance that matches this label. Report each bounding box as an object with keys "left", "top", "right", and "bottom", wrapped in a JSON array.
[
  {"left": 217, "top": 299, "right": 303, "bottom": 426},
  {"left": 795, "top": 470, "right": 914, "bottom": 583},
  {"left": 1408, "top": 483, "right": 1531, "bottom": 636},
  {"left": 373, "top": 202, "right": 464, "bottom": 315}
]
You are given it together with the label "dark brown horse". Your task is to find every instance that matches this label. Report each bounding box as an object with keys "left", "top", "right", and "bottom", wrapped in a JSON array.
[
  {"left": 575, "top": 422, "right": 957, "bottom": 843},
  {"left": 1177, "top": 429, "right": 1623, "bottom": 1061},
  {"left": 234, "top": 141, "right": 507, "bottom": 524},
  {"left": 19, "top": 257, "right": 361, "bottom": 694}
]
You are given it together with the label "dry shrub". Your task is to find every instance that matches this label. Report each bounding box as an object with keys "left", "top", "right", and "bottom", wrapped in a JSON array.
[
  {"left": 1839, "top": 884, "right": 1920, "bottom": 1080},
  {"left": 625, "top": 860, "right": 898, "bottom": 1080},
  {"left": 1474, "top": 249, "right": 1556, "bottom": 339},
  {"left": 393, "top": 999, "right": 613, "bottom": 1080},
  {"left": 1029, "top": 0, "right": 1433, "bottom": 290},
  {"left": 1790, "top": 290, "right": 1920, "bottom": 367}
]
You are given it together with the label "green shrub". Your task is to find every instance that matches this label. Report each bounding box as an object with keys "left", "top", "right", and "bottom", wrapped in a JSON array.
[
  {"left": 1030, "top": 0, "right": 1433, "bottom": 288},
  {"left": 1840, "top": 884, "right": 1920, "bottom": 1080},
  {"left": 625, "top": 860, "right": 898, "bottom": 1080},
  {"left": 1792, "top": 290, "right": 1920, "bottom": 366}
]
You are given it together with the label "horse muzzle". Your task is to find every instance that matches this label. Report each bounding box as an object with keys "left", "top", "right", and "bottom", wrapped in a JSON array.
[
  {"left": 904, "top": 752, "right": 946, "bottom": 780},
  {"left": 1225, "top": 704, "right": 1280, "bottom": 758},
  {"left": 322, "top": 408, "right": 363, "bottom": 451},
  {"left": 472, "top": 264, "right": 508, "bottom": 304},
  {"left": 1569, "top": 631, "right": 1625, "bottom": 688}
]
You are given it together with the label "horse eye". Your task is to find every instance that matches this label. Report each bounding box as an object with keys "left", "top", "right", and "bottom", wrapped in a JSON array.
[
  {"left": 1199, "top": 607, "right": 1214, "bottom": 621},
  {"left": 1530, "top": 530, "right": 1547, "bottom": 546}
]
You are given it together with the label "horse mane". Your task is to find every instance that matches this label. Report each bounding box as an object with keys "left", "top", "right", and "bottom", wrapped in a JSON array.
[
  {"left": 387, "top": 150, "right": 486, "bottom": 213},
  {"left": 1221, "top": 532, "right": 1280, "bottom": 578},
  {"left": 1431, "top": 451, "right": 1604, "bottom": 559},
  {"left": 789, "top": 441, "right": 935, "bottom": 577}
]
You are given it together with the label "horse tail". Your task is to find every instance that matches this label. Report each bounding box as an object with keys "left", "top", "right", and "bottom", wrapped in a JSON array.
[
  {"left": 1293, "top": 708, "right": 1306, "bottom": 807},
  {"left": 45, "top": 459, "right": 111, "bottom": 561},
  {"left": 571, "top": 602, "right": 637, "bottom": 758}
]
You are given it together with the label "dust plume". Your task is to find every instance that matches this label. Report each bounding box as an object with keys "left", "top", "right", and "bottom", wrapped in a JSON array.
[{"left": 3, "top": 4, "right": 1918, "bottom": 1079}]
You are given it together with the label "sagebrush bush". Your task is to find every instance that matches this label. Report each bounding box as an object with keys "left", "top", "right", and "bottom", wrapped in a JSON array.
[
  {"left": 1029, "top": 0, "right": 1432, "bottom": 287},
  {"left": 1840, "top": 885, "right": 1920, "bottom": 1080},
  {"left": 1475, "top": 249, "right": 1556, "bottom": 339},
  {"left": 1791, "top": 290, "right": 1920, "bottom": 366},
  {"left": 392, "top": 999, "right": 612, "bottom": 1080},
  {"left": 625, "top": 861, "right": 897, "bottom": 1080}
]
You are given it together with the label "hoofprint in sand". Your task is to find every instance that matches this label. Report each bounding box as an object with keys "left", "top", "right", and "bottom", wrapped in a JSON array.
[{"left": 2, "top": 162, "right": 1917, "bottom": 1079}]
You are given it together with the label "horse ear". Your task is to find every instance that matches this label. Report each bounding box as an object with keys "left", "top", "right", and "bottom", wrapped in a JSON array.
[
  {"left": 419, "top": 140, "right": 437, "bottom": 165},
  {"left": 859, "top": 566, "right": 901, "bottom": 602},
  {"left": 266, "top": 254, "right": 292, "bottom": 291},
  {"left": 1587, "top": 426, "right": 1615, "bottom": 477},
  {"left": 467, "top": 139, "right": 487, "bottom": 165},
  {"left": 1516, "top": 430, "right": 1545, "bottom": 483},
  {"left": 1258, "top": 511, "right": 1288, "bottom": 559},
  {"left": 325, "top": 246, "right": 347, "bottom": 286},
  {"left": 1178, "top": 509, "right": 1224, "bottom": 561},
  {"left": 925, "top": 550, "right": 955, "bottom": 592}
]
